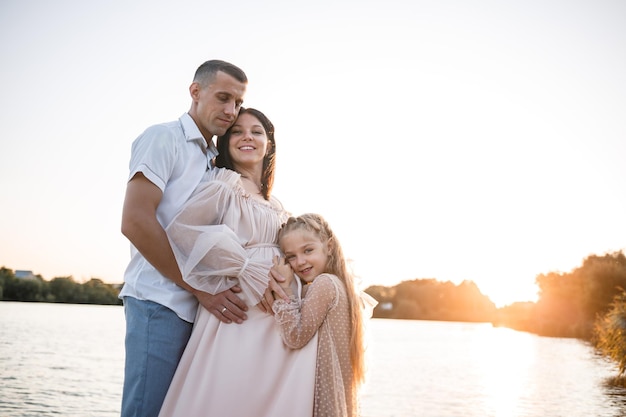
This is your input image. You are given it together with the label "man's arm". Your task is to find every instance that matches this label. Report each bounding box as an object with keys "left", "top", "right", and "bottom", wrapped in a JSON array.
[{"left": 121, "top": 173, "right": 247, "bottom": 323}]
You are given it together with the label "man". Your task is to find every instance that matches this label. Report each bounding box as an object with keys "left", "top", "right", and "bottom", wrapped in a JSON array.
[{"left": 119, "top": 60, "right": 248, "bottom": 417}]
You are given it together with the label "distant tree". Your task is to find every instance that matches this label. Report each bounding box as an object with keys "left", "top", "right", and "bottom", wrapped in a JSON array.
[
  {"left": 0, "top": 267, "right": 13, "bottom": 280},
  {"left": 393, "top": 279, "right": 440, "bottom": 319},
  {"left": 535, "top": 251, "right": 626, "bottom": 338},
  {"left": 447, "top": 280, "right": 496, "bottom": 322},
  {"left": 535, "top": 271, "right": 585, "bottom": 336},
  {"left": 8, "top": 276, "right": 45, "bottom": 302},
  {"left": 0, "top": 267, "right": 15, "bottom": 299},
  {"left": 393, "top": 298, "right": 423, "bottom": 320},
  {"left": 493, "top": 302, "right": 537, "bottom": 333},
  {"left": 578, "top": 252, "right": 626, "bottom": 319},
  {"left": 83, "top": 278, "right": 122, "bottom": 305},
  {"left": 49, "top": 277, "right": 82, "bottom": 303}
]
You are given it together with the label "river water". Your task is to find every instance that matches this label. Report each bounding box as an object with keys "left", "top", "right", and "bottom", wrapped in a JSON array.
[{"left": 1, "top": 302, "right": 626, "bottom": 416}]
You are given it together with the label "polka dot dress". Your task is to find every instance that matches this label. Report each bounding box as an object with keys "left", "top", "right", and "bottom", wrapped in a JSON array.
[{"left": 273, "top": 274, "right": 357, "bottom": 417}]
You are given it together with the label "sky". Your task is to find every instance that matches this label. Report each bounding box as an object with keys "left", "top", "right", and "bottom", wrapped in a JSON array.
[{"left": 1, "top": 0, "right": 625, "bottom": 307}]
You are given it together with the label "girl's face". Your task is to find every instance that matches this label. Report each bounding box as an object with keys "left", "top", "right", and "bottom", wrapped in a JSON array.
[
  {"left": 228, "top": 112, "right": 268, "bottom": 170},
  {"left": 280, "top": 229, "right": 329, "bottom": 284}
]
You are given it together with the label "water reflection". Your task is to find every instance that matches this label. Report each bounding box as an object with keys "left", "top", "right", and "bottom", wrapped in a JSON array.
[
  {"left": 361, "top": 319, "right": 626, "bottom": 417},
  {"left": 602, "top": 375, "right": 626, "bottom": 411},
  {"left": 472, "top": 326, "right": 536, "bottom": 416},
  {"left": 3, "top": 304, "right": 626, "bottom": 417}
]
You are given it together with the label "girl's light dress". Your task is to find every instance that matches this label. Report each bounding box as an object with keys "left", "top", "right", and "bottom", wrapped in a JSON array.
[{"left": 273, "top": 274, "right": 378, "bottom": 417}]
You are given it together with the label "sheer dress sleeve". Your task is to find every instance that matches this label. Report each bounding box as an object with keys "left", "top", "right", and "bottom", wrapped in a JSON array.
[
  {"left": 272, "top": 274, "right": 338, "bottom": 349},
  {"left": 165, "top": 170, "right": 273, "bottom": 304}
]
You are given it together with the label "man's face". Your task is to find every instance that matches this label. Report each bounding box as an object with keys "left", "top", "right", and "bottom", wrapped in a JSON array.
[{"left": 190, "top": 71, "right": 246, "bottom": 141}]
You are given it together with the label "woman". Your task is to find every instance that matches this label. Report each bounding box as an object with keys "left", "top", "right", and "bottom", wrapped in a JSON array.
[{"left": 158, "top": 108, "right": 317, "bottom": 417}]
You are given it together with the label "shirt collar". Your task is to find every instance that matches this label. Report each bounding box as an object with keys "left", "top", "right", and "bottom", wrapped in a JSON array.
[{"left": 180, "top": 112, "right": 219, "bottom": 160}]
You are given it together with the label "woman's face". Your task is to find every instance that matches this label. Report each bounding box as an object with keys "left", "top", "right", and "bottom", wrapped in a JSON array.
[{"left": 227, "top": 112, "right": 268, "bottom": 171}]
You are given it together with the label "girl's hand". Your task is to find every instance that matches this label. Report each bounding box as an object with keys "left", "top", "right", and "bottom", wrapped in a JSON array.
[
  {"left": 261, "top": 256, "right": 292, "bottom": 311},
  {"left": 273, "top": 255, "right": 294, "bottom": 289}
]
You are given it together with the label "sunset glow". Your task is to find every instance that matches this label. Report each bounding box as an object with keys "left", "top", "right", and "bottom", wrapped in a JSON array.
[{"left": 1, "top": 0, "right": 624, "bottom": 308}]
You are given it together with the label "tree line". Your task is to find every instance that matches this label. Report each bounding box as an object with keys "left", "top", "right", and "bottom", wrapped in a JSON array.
[
  {"left": 0, "top": 267, "right": 122, "bottom": 305},
  {"left": 365, "top": 278, "right": 496, "bottom": 323}
]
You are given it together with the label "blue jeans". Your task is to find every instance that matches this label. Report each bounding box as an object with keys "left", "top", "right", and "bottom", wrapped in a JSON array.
[{"left": 121, "top": 297, "right": 193, "bottom": 417}]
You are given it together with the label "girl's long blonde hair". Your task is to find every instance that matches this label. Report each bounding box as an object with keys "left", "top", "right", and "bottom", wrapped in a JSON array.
[{"left": 278, "top": 213, "right": 366, "bottom": 386}]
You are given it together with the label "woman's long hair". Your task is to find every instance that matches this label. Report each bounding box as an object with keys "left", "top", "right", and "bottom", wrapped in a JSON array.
[{"left": 215, "top": 107, "right": 276, "bottom": 200}]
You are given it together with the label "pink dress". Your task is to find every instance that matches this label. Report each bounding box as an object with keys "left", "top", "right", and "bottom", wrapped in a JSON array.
[{"left": 158, "top": 168, "right": 317, "bottom": 417}]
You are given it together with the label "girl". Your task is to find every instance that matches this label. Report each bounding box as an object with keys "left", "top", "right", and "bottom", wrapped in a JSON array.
[{"left": 272, "top": 213, "right": 377, "bottom": 417}]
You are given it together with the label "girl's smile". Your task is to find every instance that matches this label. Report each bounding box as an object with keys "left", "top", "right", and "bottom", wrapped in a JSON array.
[{"left": 279, "top": 229, "right": 329, "bottom": 284}]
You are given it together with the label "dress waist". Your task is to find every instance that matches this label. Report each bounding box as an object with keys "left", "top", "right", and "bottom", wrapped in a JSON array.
[{"left": 245, "top": 242, "right": 279, "bottom": 249}]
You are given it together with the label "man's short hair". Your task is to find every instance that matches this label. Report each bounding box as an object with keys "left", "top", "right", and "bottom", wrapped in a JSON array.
[{"left": 193, "top": 60, "right": 248, "bottom": 86}]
